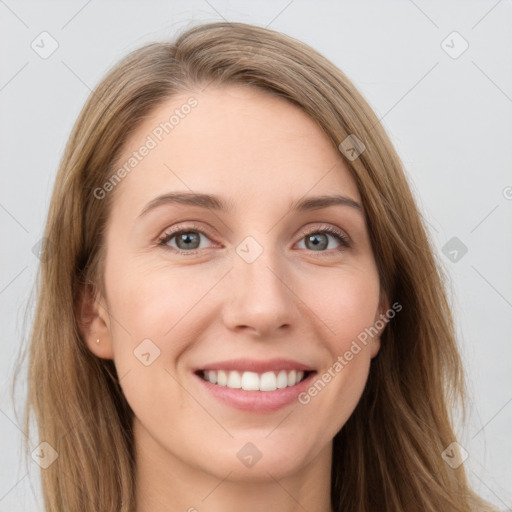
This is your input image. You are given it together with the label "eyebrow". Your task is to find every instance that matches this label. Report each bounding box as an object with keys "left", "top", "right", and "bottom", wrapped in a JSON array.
[{"left": 137, "top": 191, "right": 363, "bottom": 219}]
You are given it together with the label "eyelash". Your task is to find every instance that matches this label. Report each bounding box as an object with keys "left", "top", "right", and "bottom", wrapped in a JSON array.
[{"left": 156, "top": 223, "right": 350, "bottom": 256}]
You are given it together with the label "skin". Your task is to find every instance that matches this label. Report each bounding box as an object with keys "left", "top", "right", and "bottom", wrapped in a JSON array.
[{"left": 81, "top": 84, "right": 389, "bottom": 512}]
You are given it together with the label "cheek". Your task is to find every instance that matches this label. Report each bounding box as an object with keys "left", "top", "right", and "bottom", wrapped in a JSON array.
[
  {"left": 103, "top": 258, "right": 229, "bottom": 421},
  {"left": 105, "top": 257, "right": 225, "bottom": 349},
  {"left": 294, "top": 267, "right": 380, "bottom": 432},
  {"left": 305, "top": 264, "right": 381, "bottom": 347},
  {"left": 103, "top": 260, "right": 206, "bottom": 430}
]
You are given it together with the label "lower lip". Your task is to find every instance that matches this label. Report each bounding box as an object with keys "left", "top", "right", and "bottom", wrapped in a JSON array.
[{"left": 194, "top": 372, "right": 316, "bottom": 412}]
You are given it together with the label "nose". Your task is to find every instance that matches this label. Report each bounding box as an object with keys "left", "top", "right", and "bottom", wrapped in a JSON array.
[{"left": 221, "top": 246, "right": 300, "bottom": 338}]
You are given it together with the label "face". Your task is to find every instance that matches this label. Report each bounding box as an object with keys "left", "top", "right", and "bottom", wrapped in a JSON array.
[{"left": 85, "top": 84, "right": 388, "bottom": 482}]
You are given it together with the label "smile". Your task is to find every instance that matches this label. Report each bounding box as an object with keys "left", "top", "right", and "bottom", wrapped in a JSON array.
[
  {"left": 198, "top": 369, "right": 310, "bottom": 391},
  {"left": 193, "top": 358, "right": 317, "bottom": 412}
]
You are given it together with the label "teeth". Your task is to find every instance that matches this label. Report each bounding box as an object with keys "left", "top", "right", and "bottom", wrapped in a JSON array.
[
  {"left": 217, "top": 370, "right": 227, "bottom": 386},
  {"left": 201, "top": 369, "right": 308, "bottom": 391},
  {"left": 227, "top": 371, "right": 242, "bottom": 388},
  {"left": 260, "top": 371, "right": 277, "bottom": 391},
  {"left": 287, "top": 370, "right": 296, "bottom": 386},
  {"left": 276, "top": 370, "right": 288, "bottom": 389},
  {"left": 241, "top": 371, "right": 259, "bottom": 391}
]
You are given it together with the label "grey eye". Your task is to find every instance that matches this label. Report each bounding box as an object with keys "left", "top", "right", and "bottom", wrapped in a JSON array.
[
  {"left": 177, "top": 232, "right": 201, "bottom": 250},
  {"left": 304, "top": 233, "right": 329, "bottom": 251},
  {"left": 165, "top": 231, "right": 206, "bottom": 251}
]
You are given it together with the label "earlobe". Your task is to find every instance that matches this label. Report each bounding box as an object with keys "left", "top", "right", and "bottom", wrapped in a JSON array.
[
  {"left": 76, "top": 283, "right": 115, "bottom": 360},
  {"left": 370, "top": 293, "right": 390, "bottom": 358},
  {"left": 370, "top": 337, "right": 381, "bottom": 359}
]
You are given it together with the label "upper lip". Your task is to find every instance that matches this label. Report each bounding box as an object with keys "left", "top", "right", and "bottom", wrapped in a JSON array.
[{"left": 196, "top": 358, "right": 316, "bottom": 373}]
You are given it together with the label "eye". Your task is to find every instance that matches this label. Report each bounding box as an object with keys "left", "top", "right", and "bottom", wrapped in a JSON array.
[
  {"left": 157, "top": 224, "right": 350, "bottom": 255},
  {"left": 157, "top": 224, "right": 215, "bottom": 254},
  {"left": 296, "top": 226, "right": 350, "bottom": 252}
]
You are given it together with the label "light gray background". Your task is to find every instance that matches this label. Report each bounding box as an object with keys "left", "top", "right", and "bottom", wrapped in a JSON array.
[{"left": 1, "top": 1, "right": 511, "bottom": 510}]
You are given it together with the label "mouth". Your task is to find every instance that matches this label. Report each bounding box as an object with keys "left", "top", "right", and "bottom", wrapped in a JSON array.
[
  {"left": 193, "top": 358, "right": 317, "bottom": 412},
  {"left": 195, "top": 368, "right": 313, "bottom": 392}
]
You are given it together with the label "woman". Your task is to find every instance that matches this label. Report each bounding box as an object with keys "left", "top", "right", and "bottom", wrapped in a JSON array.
[{"left": 18, "top": 21, "right": 496, "bottom": 511}]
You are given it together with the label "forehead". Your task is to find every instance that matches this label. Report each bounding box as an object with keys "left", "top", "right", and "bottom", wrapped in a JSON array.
[{"left": 109, "top": 84, "right": 360, "bottom": 217}]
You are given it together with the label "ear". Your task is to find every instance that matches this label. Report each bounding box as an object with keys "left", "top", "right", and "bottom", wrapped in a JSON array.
[
  {"left": 369, "top": 291, "right": 391, "bottom": 358},
  {"left": 76, "top": 282, "right": 114, "bottom": 359}
]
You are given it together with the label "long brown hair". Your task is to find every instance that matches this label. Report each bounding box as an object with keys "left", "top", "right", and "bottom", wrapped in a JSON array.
[{"left": 14, "top": 21, "right": 495, "bottom": 511}]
